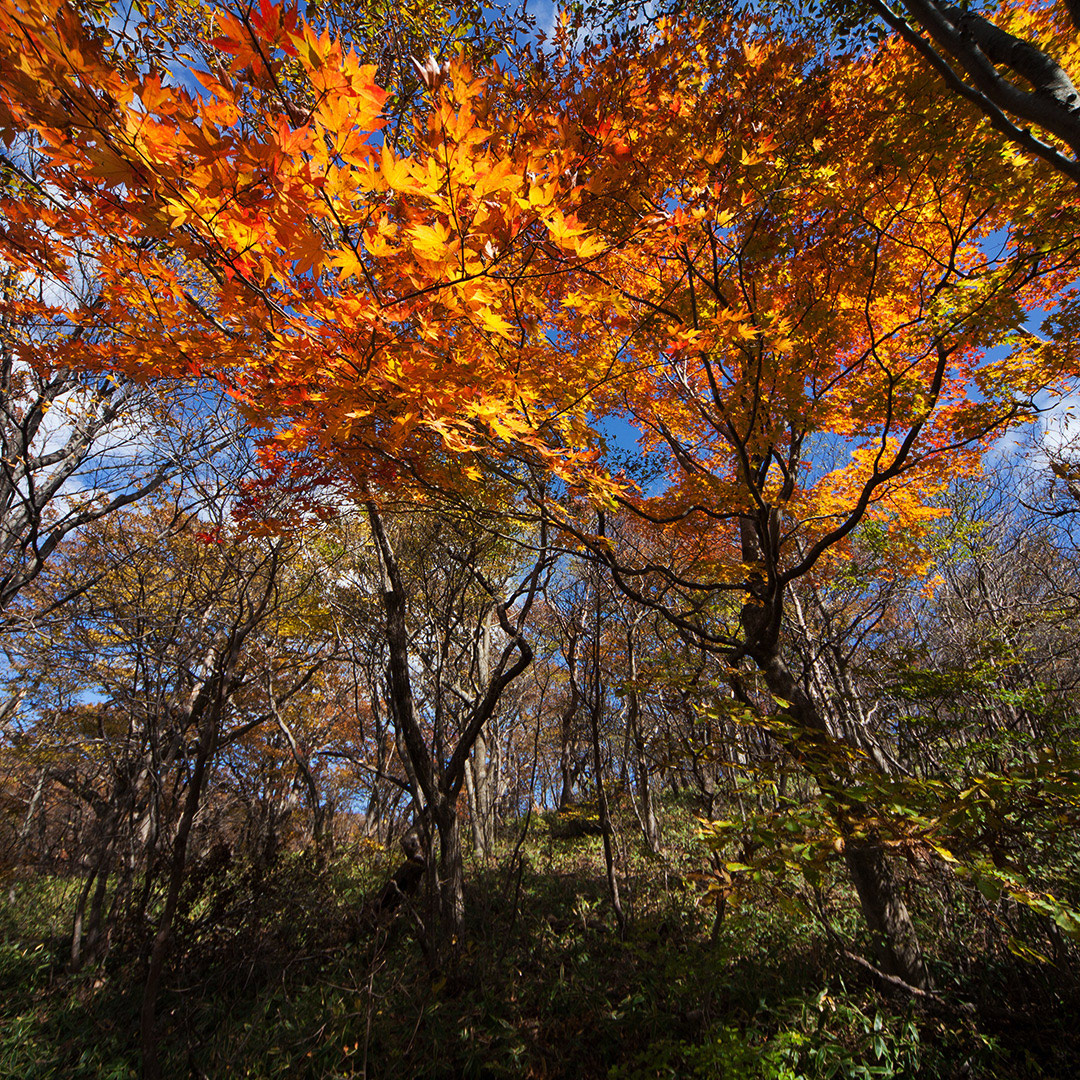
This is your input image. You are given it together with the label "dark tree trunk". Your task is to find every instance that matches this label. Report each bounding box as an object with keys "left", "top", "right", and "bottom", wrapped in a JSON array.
[
  {"left": 434, "top": 801, "right": 465, "bottom": 951},
  {"left": 753, "top": 646, "right": 930, "bottom": 989},
  {"left": 587, "top": 543, "right": 625, "bottom": 936},
  {"left": 844, "top": 837, "right": 928, "bottom": 986},
  {"left": 729, "top": 498, "right": 931, "bottom": 990},
  {"left": 140, "top": 717, "right": 215, "bottom": 1080}
]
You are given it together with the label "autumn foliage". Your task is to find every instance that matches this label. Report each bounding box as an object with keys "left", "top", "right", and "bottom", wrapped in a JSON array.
[{"left": 2, "top": 0, "right": 1075, "bottom": 535}]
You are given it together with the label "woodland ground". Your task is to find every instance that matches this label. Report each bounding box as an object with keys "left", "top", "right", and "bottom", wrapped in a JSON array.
[{"left": 1, "top": 799, "right": 1078, "bottom": 1080}]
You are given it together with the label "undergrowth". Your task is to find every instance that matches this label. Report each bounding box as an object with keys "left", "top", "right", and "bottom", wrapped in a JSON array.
[{"left": 1, "top": 802, "right": 1077, "bottom": 1078}]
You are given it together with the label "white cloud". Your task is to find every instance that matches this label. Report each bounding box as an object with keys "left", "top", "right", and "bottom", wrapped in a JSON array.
[{"left": 1037, "top": 391, "right": 1080, "bottom": 461}]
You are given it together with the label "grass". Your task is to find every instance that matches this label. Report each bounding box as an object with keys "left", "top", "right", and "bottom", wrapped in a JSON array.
[{"left": 1, "top": 801, "right": 1078, "bottom": 1078}]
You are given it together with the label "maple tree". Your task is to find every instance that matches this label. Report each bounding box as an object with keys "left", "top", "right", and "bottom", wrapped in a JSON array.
[
  {"left": 0, "top": 0, "right": 617, "bottom": 510},
  {"left": 510, "top": 14, "right": 1077, "bottom": 983},
  {"left": 2, "top": 1, "right": 1067, "bottom": 500}
]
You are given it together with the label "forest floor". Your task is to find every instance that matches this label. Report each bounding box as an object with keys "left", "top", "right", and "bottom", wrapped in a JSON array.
[{"left": 2, "top": 800, "right": 1078, "bottom": 1079}]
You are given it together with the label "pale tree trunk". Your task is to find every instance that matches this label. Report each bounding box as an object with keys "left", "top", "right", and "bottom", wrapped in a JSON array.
[
  {"left": 558, "top": 726, "right": 578, "bottom": 809},
  {"left": 788, "top": 586, "right": 903, "bottom": 777},
  {"left": 365, "top": 691, "right": 391, "bottom": 842},
  {"left": 271, "top": 696, "right": 330, "bottom": 863},
  {"left": 463, "top": 754, "right": 483, "bottom": 855},
  {"left": 464, "top": 729, "right": 496, "bottom": 858},
  {"left": 464, "top": 616, "right": 499, "bottom": 858},
  {"left": 14, "top": 765, "right": 45, "bottom": 853},
  {"left": 625, "top": 629, "right": 660, "bottom": 853},
  {"left": 558, "top": 619, "right": 582, "bottom": 810}
]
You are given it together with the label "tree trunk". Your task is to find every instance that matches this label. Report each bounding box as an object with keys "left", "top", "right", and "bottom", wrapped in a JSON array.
[
  {"left": 434, "top": 800, "right": 465, "bottom": 952},
  {"left": 465, "top": 725, "right": 496, "bottom": 858},
  {"left": 589, "top": 684, "right": 625, "bottom": 936},
  {"left": 272, "top": 701, "right": 328, "bottom": 862},
  {"left": 843, "top": 837, "right": 928, "bottom": 986},
  {"left": 365, "top": 502, "right": 535, "bottom": 957},
  {"left": 626, "top": 631, "right": 660, "bottom": 853},
  {"left": 588, "top": 552, "right": 625, "bottom": 936},
  {"left": 558, "top": 621, "right": 582, "bottom": 810},
  {"left": 755, "top": 647, "right": 931, "bottom": 989},
  {"left": 140, "top": 718, "right": 214, "bottom": 1080},
  {"left": 70, "top": 794, "right": 122, "bottom": 971}
]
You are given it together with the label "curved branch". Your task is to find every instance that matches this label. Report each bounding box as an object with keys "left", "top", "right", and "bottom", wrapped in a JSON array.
[{"left": 870, "top": 0, "right": 1080, "bottom": 182}]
